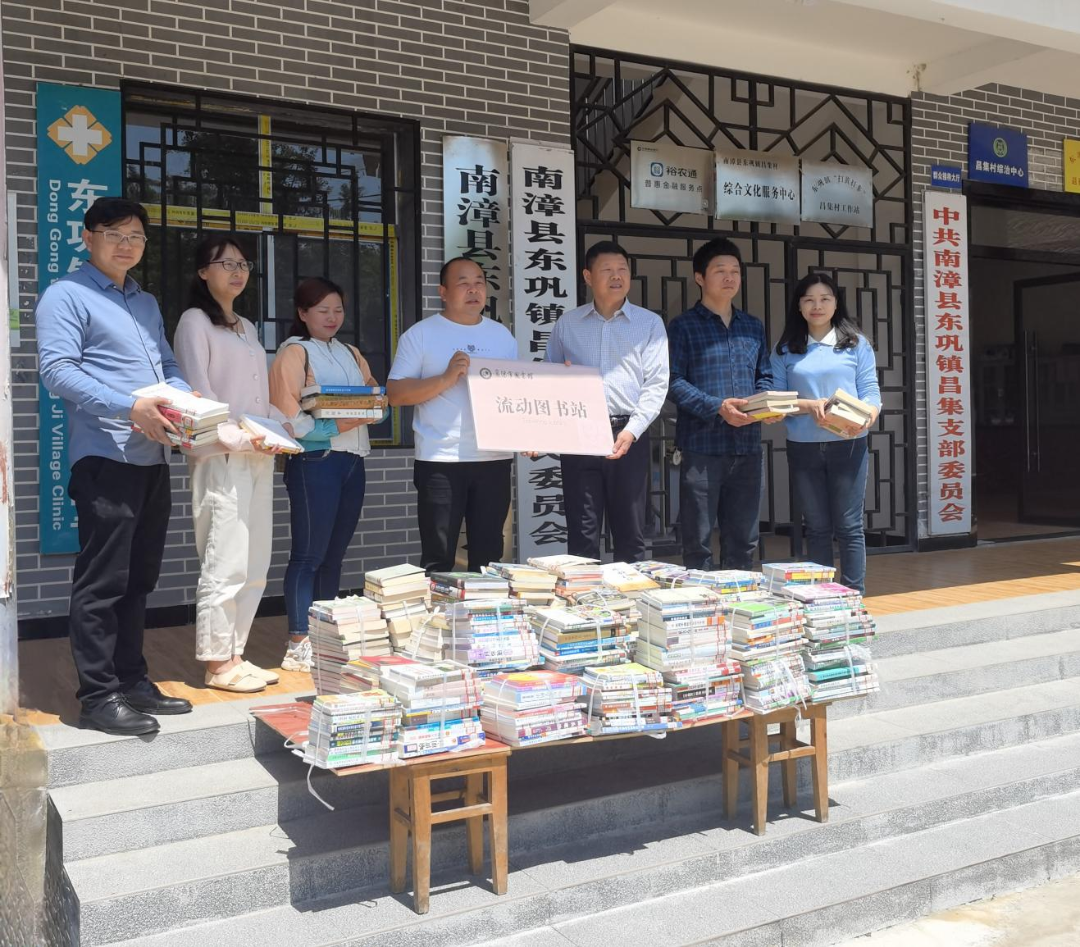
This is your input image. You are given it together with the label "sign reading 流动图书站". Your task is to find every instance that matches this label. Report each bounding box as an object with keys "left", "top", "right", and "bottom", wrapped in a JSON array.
[
  {"left": 714, "top": 149, "right": 800, "bottom": 224},
  {"left": 442, "top": 135, "right": 511, "bottom": 327},
  {"left": 923, "top": 190, "right": 972, "bottom": 537},
  {"left": 36, "top": 82, "right": 122, "bottom": 555},
  {"left": 968, "top": 122, "right": 1028, "bottom": 187},
  {"left": 800, "top": 161, "right": 874, "bottom": 229},
  {"left": 509, "top": 140, "right": 578, "bottom": 562},
  {"left": 630, "top": 140, "right": 712, "bottom": 215}
]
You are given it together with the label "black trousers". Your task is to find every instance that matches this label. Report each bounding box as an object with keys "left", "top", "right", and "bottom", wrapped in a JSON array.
[
  {"left": 413, "top": 458, "right": 512, "bottom": 573},
  {"left": 560, "top": 430, "right": 651, "bottom": 562},
  {"left": 67, "top": 456, "right": 172, "bottom": 707}
]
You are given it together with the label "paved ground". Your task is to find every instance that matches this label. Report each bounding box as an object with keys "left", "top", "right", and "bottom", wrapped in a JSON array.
[{"left": 836, "top": 871, "right": 1080, "bottom": 946}]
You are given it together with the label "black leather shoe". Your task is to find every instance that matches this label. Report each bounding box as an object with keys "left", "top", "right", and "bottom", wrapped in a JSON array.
[
  {"left": 121, "top": 679, "right": 193, "bottom": 715},
  {"left": 79, "top": 694, "right": 160, "bottom": 736}
]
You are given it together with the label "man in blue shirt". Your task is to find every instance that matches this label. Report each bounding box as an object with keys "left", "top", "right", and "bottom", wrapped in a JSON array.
[
  {"left": 668, "top": 238, "right": 774, "bottom": 571},
  {"left": 36, "top": 197, "right": 194, "bottom": 734}
]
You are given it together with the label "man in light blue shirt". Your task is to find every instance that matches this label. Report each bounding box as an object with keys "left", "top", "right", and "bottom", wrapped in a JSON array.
[
  {"left": 36, "top": 197, "right": 194, "bottom": 734},
  {"left": 545, "top": 241, "right": 669, "bottom": 561}
]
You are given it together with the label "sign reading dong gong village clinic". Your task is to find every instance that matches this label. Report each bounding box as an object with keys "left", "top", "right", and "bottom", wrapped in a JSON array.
[{"left": 36, "top": 82, "right": 122, "bottom": 554}]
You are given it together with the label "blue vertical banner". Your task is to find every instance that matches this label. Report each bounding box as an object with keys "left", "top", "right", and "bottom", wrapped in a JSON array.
[{"left": 36, "top": 83, "right": 122, "bottom": 554}]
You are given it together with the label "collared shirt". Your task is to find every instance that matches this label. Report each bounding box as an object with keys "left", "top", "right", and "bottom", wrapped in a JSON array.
[
  {"left": 771, "top": 332, "right": 882, "bottom": 443},
  {"left": 667, "top": 301, "right": 774, "bottom": 456},
  {"left": 35, "top": 262, "right": 190, "bottom": 466},
  {"left": 544, "top": 299, "right": 669, "bottom": 441}
]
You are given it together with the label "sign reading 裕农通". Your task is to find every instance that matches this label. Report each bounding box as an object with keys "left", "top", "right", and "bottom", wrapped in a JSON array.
[{"left": 923, "top": 190, "right": 972, "bottom": 537}]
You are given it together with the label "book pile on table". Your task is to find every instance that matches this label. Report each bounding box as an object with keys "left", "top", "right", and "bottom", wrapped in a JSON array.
[
  {"left": 438, "top": 598, "right": 540, "bottom": 676},
  {"left": 300, "top": 383, "right": 388, "bottom": 420},
  {"left": 742, "top": 390, "right": 799, "bottom": 421},
  {"left": 761, "top": 561, "right": 835, "bottom": 592},
  {"left": 301, "top": 691, "right": 401, "bottom": 769},
  {"left": 131, "top": 382, "right": 229, "bottom": 449},
  {"left": 635, "top": 588, "right": 743, "bottom": 723},
  {"left": 530, "top": 604, "right": 634, "bottom": 674},
  {"left": 729, "top": 599, "right": 810, "bottom": 713},
  {"left": 308, "top": 595, "right": 391, "bottom": 695},
  {"left": 364, "top": 564, "right": 431, "bottom": 651},
  {"left": 821, "top": 388, "right": 875, "bottom": 438},
  {"left": 484, "top": 563, "right": 559, "bottom": 607},
  {"left": 600, "top": 562, "right": 660, "bottom": 597},
  {"left": 527, "top": 555, "right": 604, "bottom": 599},
  {"left": 429, "top": 571, "right": 510, "bottom": 605},
  {"left": 481, "top": 670, "right": 587, "bottom": 747},
  {"left": 581, "top": 662, "right": 675, "bottom": 735},
  {"left": 560, "top": 587, "right": 641, "bottom": 640},
  {"left": 633, "top": 562, "right": 760, "bottom": 598}
]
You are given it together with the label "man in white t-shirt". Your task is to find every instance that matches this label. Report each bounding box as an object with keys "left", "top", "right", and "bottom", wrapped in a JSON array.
[{"left": 387, "top": 258, "right": 519, "bottom": 572}]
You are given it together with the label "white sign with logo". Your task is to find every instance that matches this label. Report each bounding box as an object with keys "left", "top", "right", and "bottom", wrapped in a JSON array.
[
  {"left": 714, "top": 149, "right": 800, "bottom": 224},
  {"left": 801, "top": 161, "right": 875, "bottom": 228},
  {"left": 442, "top": 135, "right": 511, "bottom": 327},
  {"left": 631, "top": 140, "right": 712, "bottom": 215}
]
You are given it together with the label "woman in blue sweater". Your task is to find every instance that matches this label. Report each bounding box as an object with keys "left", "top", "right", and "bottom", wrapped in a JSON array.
[{"left": 771, "top": 273, "right": 881, "bottom": 593}]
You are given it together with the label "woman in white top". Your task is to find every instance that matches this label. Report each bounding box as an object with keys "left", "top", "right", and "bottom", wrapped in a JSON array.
[
  {"left": 173, "top": 235, "right": 292, "bottom": 693},
  {"left": 269, "top": 278, "right": 383, "bottom": 672}
]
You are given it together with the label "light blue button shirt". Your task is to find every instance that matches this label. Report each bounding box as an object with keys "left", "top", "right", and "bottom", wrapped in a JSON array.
[
  {"left": 770, "top": 332, "right": 881, "bottom": 443},
  {"left": 36, "top": 262, "right": 191, "bottom": 466}
]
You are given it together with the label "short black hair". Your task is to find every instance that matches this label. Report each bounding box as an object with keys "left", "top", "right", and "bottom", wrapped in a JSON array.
[
  {"left": 692, "top": 238, "right": 742, "bottom": 276},
  {"left": 439, "top": 256, "right": 484, "bottom": 286},
  {"left": 84, "top": 197, "right": 149, "bottom": 232},
  {"left": 584, "top": 240, "right": 630, "bottom": 270}
]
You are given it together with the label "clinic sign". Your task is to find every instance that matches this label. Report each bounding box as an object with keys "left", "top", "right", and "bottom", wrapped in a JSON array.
[
  {"left": 36, "top": 82, "right": 121, "bottom": 554},
  {"left": 968, "top": 122, "right": 1028, "bottom": 187},
  {"left": 630, "top": 140, "right": 712, "bottom": 215}
]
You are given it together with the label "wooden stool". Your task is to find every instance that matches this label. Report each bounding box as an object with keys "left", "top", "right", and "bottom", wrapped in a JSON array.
[
  {"left": 388, "top": 746, "right": 511, "bottom": 914},
  {"left": 721, "top": 703, "right": 829, "bottom": 836}
]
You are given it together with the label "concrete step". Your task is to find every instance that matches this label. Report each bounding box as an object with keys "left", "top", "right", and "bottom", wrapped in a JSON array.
[{"left": 102, "top": 741, "right": 1080, "bottom": 947}]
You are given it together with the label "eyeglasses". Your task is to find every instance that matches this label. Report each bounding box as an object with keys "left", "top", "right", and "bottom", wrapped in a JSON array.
[
  {"left": 91, "top": 230, "right": 148, "bottom": 247},
  {"left": 207, "top": 260, "right": 256, "bottom": 273}
]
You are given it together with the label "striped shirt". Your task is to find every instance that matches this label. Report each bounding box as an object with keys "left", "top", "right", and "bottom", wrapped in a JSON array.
[{"left": 544, "top": 299, "right": 669, "bottom": 441}]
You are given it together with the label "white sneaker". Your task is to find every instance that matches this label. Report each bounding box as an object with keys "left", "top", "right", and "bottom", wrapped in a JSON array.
[{"left": 281, "top": 638, "right": 312, "bottom": 672}]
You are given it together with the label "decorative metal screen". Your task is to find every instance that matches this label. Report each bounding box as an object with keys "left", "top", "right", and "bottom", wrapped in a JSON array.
[{"left": 572, "top": 49, "right": 915, "bottom": 552}]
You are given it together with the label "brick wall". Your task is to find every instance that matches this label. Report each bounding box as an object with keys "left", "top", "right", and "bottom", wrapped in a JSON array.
[
  {"left": 1, "top": 0, "right": 570, "bottom": 620},
  {"left": 911, "top": 83, "right": 1080, "bottom": 539}
]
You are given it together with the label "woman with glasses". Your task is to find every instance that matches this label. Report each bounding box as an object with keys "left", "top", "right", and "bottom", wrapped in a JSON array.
[
  {"left": 174, "top": 234, "right": 291, "bottom": 693},
  {"left": 771, "top": 273, "right": 881, "bottom": 594},
  {"left": 269, "top": 277, "right": 384, "bottom": 673}
]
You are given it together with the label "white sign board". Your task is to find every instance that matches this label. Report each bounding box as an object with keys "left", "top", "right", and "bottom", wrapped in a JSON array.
[
  {"left": 714, "top": 149, "right": 800, "bottom": 224},
  {"left": 631, "top": 140, "right": 711, "bottom": 215},
  {"left": 800, "top": 161, "right": 874, "bottom": 229}
]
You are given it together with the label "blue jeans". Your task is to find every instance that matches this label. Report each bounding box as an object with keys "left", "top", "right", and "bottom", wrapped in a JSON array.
[
  {"left": 283, "top": 450, "right": 367, "bottom": 634},
  {"left": 788, "top": 438, "right": 869, "bottom": 594},
  {"left": 679, "top": 450, "right": 763, "bottom": 571}
]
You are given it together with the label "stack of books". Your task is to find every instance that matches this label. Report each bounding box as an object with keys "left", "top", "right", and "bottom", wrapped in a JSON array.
[
  {"left": 742, "top": 390, "right": 799, "bottom": 421},
  {"left": 364, "top": 564, "right": 431, "bottom": 651},
  {"left": 822, "top": 388, "right": 875, "bottom": 438},
  {"left": 481, "top": 670, "right": 587, "bottom": 747},
  {"left": 131, "top": 382, "right": 229, "bottom": 449},
  {"left": 429, "top": 571, "right": 510, "bottom": 605},
  {"left": 600, "top": 562, "right": 659, "bottom": 597},
  {"left": 300, "top": 383, "right": 388, "bottom": 420},
  {"left": 484, "top": 563, "right": 559, "bottom": 607},
  {"left": 729, "top": 599, "right": 810, "bottom": 712},
  {"left": 761, "top": 561, "right": 836, "bottom": 592},
  {"left": 740, "top": 653, "right": 812, "bottom": 713},
  {"left": 301, "top": 691, "right": 401, "bottom": 769},
  {"left": 561, "top": 587, "right": 641, "bottom": 640},
  {"left": 530, "top": 604, "right": 634, "bottom": 673},
  {"left": 438, "top": 598, "right": 540, "bottom": 676},
  {"left": 581, "top": 663, "right": 674, "bottom": 735},
  {"left": 308, "top": 596, "right": 391, "bottom": 695},
  {"left": 527, "top": 555, "right": 604, "bottom": 599}
]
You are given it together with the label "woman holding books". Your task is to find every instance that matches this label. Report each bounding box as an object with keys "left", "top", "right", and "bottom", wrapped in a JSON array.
[
  {"left": 174, "top": 234, "right": 293, "bottom": 693},
  {"left": 771, "top": 273, "right": 881, "bottom": 594},
  {"left": 269, "top": 277, "right": 386, "bottom": 673}
]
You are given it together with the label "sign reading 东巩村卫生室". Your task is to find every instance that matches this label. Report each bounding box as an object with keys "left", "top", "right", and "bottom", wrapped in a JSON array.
[
  {"left": 931, "top": 165, "right": 963, "bottom": 190},
  {"left": 1063, "top": 140, "right": 1080, "bottom": 194},
  {"left": 800, "top": 161, "right": 874, "bottom": 229},
  {"left": 968, "top": 122, "right": 1028, "bottom": 187},
  {"left": 442, "top": 135, "right": 511, "bottom": 327},
  {"left": 714, "top": 149, "right": 800, "bottom": 224},
  {"left": 630, "top": 140, "right": 712, "bottom": 215},
  {"left": 36, "top": 82, "right": 122, "bottom": 555}
]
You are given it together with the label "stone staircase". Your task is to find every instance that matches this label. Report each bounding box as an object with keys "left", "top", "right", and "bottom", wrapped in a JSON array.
[{"left": 35, "top": 589, "right": 1080, "bottom": 947}]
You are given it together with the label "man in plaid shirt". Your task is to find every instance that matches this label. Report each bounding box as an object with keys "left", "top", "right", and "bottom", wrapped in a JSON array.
[{"left": 668, "top": 238, "right": 774, "bottom": 570}]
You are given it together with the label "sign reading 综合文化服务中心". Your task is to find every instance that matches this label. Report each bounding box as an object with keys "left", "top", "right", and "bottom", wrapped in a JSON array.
[
  {"left": 968, "top": 122, "right": 1028, "bottom": 187},
  {"left": 630, "top": 140, "right": 712, "bottom": 215},
  {"left": 715, "top": 149, "right": 800, "bottom": 224},
  {"left": 36, "top": 82, "right": 122, "bottom": 555}
]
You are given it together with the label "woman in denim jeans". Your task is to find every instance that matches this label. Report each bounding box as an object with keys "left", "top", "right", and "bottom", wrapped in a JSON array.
[
  {"left": 269, "top": 278, "right": 385, "bottom": 671},
  {"left": 771, "top": 273, "right": 881, "bottom": 593}
]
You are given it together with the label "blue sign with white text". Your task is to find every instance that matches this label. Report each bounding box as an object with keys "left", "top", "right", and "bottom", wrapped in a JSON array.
[
  {"left": 931, "top": 164, "right": 962, "bottom": 189},
  {"left": 36, "top": 82, "right": 122, "bottom": 554},
  {"left": 968, "top": 123, "right": 1028, "bottom": 187}
]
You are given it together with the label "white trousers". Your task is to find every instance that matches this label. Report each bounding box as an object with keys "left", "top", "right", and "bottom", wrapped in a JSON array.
[{"left": 191, "top": 453, "right": 274, "bottom": 662}]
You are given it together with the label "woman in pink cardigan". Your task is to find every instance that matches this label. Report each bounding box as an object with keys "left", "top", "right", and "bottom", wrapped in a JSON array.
[{"left": 173, "top": 235, "right": 291, "bottom": 693}]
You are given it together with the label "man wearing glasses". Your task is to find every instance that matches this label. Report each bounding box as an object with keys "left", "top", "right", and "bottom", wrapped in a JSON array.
[{"left": 36, "top": 197, "right": 194, "bottom": 735}]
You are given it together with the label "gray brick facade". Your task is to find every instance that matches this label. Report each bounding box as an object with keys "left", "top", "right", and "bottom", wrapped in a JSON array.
[{"left": 1, "top": 0, "right": 570, "bottom": 621}]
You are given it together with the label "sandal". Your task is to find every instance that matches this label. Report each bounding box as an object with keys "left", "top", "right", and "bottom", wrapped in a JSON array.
[
  {"left": 239, "top": 660, "right": 280, "bottom": 685},
  {"left": 205, "top": 667, "right": 266, "bottom": 693}
]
